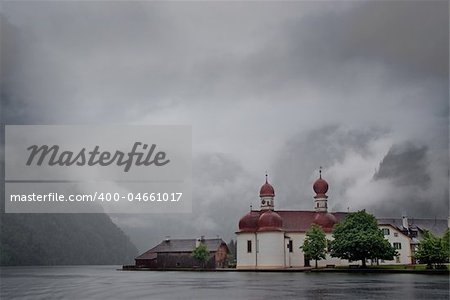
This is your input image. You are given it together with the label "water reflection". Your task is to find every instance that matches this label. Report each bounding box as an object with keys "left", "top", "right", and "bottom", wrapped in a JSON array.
[{"left": 1, "top": 266, "right": 448, "bottom": 300}]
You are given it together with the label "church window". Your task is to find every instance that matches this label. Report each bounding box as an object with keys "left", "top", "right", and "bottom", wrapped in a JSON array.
[
  {"left": 287, "top": 240, "right": 293, "bottom": 253},
  {"left": 247, "top": 240, "right": 252, "bottom": 253}
]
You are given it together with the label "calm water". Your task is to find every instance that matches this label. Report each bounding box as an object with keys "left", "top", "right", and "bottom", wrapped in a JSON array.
[{"left": 1, "top": 266, "right": 449, "bottom": 300}]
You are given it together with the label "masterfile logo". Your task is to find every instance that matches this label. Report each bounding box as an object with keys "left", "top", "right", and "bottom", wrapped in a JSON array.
[
  {"left": 5, "top": 125, "right": 192, "bottom": 214},
  {"left": 26, "top": 142, "right": 170, "bottom": 172}
]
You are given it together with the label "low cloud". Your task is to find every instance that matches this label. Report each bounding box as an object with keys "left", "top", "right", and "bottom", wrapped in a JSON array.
[{"left": 1, "top": 1, "right": 448, "bottom": 251}]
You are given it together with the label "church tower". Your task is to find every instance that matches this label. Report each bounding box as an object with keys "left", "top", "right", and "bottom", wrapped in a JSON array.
[
  {"left": 259, "top": 174, "right": 275, "bottom": 211},
  {"left": 313, "top": 168, "right": 329, "bottom": 212}
]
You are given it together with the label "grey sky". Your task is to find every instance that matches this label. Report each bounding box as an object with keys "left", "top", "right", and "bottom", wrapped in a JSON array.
[{"left": 1, "top": 1, "right": 448, "bottom": 251}]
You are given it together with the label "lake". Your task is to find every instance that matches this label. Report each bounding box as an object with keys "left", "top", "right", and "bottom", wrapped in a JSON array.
[{"left": 1, "top": 266, "right": 449, "bottom": 299}]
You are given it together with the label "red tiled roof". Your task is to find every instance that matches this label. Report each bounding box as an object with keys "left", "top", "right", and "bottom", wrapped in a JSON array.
[
  {"left": 258, "top": 210, "right": 283, "bottom": 232},
  {"left": 313, "top": 178, "right": 329, "bottom": 196},
  {"left": 238, "top": 210, "right": 349, "bottom": 233},
  {"left": 278, "top": 210, "right": 347, "bottom": 232},
  {"left": 260, "top": 182, "right": 275, "bottom": 197},
  {"left": 239, "top": 211, "right": 260, "bottom": 232}
]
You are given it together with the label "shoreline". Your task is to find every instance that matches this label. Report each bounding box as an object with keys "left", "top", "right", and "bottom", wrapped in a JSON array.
[
  {"left": 120, "top": 266, "right": 449, "bottom": 274},
  {"left": 309, "top": 268, "right": 449, "bottom": 275}
]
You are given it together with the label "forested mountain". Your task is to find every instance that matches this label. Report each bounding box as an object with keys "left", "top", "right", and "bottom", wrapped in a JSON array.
[{"left": 0, "top": 213, "right": 138, "bottom": 266}]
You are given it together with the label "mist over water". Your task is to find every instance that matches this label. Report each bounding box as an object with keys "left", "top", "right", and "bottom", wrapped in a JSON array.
[
  {"left": 1, "top": 0, "right": 448, "bottom": 254},
  {"left": 1, "top": 266, "right": 449, "bottom": 300}
]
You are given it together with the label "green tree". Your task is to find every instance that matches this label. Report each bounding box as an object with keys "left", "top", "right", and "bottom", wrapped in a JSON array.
[
  {"left": 192, "top": 243, "right": 210, "bottom": 268},
  {"left": 330, "top": 210, "right": 397, "bottom": 268},
  {"left": 227, "top": 239, "right": 237, "bottom": 267},
  {"left": 442, "top": 229, "right": 450, "bottom": 262},
  {"left": 415, "top": 230, "right": 448, "bottom": 269},
  {"left": 301, "top": 224, "right": 327, "bottom": 268}
]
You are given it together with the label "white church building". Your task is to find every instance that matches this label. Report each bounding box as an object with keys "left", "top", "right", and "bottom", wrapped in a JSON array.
[{"left": 236, "top": 171, "right": 447, "bottom": 269}]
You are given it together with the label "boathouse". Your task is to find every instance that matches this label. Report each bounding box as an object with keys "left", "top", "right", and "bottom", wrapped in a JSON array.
[{"left": 135, "top": 237, "right": 229, "bottom": 269}]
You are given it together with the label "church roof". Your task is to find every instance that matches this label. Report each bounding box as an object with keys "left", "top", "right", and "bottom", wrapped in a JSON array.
[
  {"left": 260, "top": 175, "right": 275, "bottom": 197},
  {"left": 238, "top": 210, "right": 348, "bottom": 233},
  {"left": 258, "top": 210, "right": 283, "bottom": 231},
  {"left": 277, "top": 210, "right": 348, "bottom": 232},
  {"left": 238, "top": 211, "right": 448, "bottom": 235},
  {"left": 136, "top": 238, "right": 227, "bottom": 260}
]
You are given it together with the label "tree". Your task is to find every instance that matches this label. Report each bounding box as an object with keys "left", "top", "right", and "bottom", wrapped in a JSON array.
[
  {"left": 301, "top": 224, "right": 327, "bottom": 268},
  {"left": 227, "top": 239, "right": 237, "bottom": 266},
  {"left": 442, "top": 229, "right": 450, "bottom": 262},
  {"left": 330, "top": 210, "right": 397, "bottom": 268},
  {"left": 192, "top": 243, "right": 210, "bottom": 268},
  {"left": 415, "top": 230, "right": 448, "bottom": 269}
]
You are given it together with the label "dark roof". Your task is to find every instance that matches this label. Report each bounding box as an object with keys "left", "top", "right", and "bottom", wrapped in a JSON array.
[
  {"left": 378, "top": 218, "right": 448, "bottom": 236},
  {"left": 136, "top": 238, "right": 227, "bottom": 260},
  {"left": 136, "top": 252, "right": 157, "bottom": 260}
]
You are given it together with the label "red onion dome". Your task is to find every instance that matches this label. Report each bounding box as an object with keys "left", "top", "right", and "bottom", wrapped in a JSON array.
[
  {"left": 313, "top": 212, "right": 337, "bottom": 231},
  {"left": 260, "top": 176, "right": 275, "bottom": 197},
  {"left": 238, "top": 211, "right": 260, "bottom": 232},
  {"left": 257, "top": 210, "right": 283, "bottom": 232},
  {"left": 313, "top": 178, "right": 328, "bottom": 196}
]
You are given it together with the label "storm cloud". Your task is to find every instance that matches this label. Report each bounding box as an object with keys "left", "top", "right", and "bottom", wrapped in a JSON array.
[{"left": 1, "top": 1, "right": 448, "bottom": 251}]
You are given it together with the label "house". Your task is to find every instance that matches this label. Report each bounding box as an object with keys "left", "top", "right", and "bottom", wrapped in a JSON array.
[
  {"left": 236, "top": 171, "right": 449, "bottom": 269},
  {"left": 378, "top": 217, "right": 449, "bottom": 264},
  {"left": 135, "top": 237, "right": 229, "bottom": 269}
]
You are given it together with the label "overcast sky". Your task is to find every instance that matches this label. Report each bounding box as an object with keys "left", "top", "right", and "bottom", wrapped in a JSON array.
[{"left": 1, "top": 1, "right": 448, "bottom": 251}]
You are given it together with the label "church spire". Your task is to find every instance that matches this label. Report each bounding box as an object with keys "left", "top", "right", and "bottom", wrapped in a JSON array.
[
  {"left": 259, "top": 174, "right": 275, "bottom": 211},
  {"left": 313, "top": 167, "right": 329, "bottom": 212}
]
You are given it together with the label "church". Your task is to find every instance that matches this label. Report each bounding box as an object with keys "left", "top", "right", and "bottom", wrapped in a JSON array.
[{"left": 236, "top": 171, "right": 447, "bottom": 269}]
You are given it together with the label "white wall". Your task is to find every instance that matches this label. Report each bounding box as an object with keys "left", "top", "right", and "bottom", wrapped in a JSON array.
[
  {"left": 379, "top": 226, "right": 412, "bottom": 265},
  {"left": 236, "top": 232, "right": 256, "bottom": 269},
  {"left": 257, "top": 231, "right": 285, "bottom": 268},
  {"left": 284, "top": 233, "right": 305, "bottom": 267},
  {"left": 284, "top": 233, "right": 351, "bottom": 267},
  {"left": 236, "top": 225, "right": 412, "bottom": 270}
]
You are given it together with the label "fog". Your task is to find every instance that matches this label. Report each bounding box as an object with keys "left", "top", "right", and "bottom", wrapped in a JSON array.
[{"left": 1, "top": 1, "right": 448, "bottom": 251}]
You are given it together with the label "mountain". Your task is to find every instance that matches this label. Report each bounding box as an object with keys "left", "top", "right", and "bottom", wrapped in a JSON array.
[{"left": 0, "top": 213, "right": 138, "bottom": 266}]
